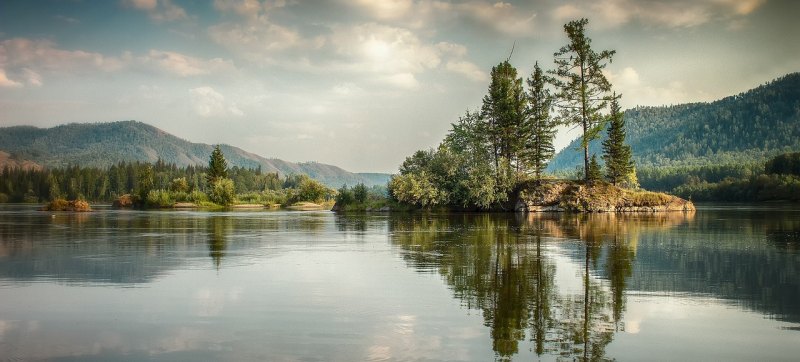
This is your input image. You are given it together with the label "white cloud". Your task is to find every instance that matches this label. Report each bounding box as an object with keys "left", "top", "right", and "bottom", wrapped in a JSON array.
[
  {"left": 122, "top": 0, "right": 187, "bottom": 22},
  {"left": 608, "top": 66, "right": 715, "bottom": 107},
  {"left": 445, "top": 60, "right": 487, "bottom": 82},
  {"left": 125, "top": 0, "right": 157, "bottom": 10},
  {"left": 381, "top": 72, "right": 419, "bottom": 89},
  {"left": 22, "top": 68, "right": 42, "bottom": 86},
  {"left": 552, "top": 0, "right": 767, "bottom": 29},
  {"left": 0, "top": 68, "right": 23, "bottom": 88},
  {"left": 139, "top": 50, "right": 236, "bottom": 77},
  {"left": 328, "top": 23, "right": 441, "bottom": 75},
  {"left": 0, "top": 38, "right": 236, "bottom": 84},
  {"left": 0, "top": 38, "right": 125, "bottom": 73},
  {"left": 332, "top": 82, "right": 363, "bottom": 96},
  {"left": 189, "top": 86, "right": 244, "bottom": 118},
  {"left": 350, "top": 0, "right": 414, "bottom": 20},
  {"left": 457, "top": 1, "right": 537, "bottom": 36}
]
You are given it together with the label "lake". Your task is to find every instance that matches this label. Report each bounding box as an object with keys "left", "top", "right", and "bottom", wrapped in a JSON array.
[{"left": 0, "top": 204, "right": 798, "bottom": 361}]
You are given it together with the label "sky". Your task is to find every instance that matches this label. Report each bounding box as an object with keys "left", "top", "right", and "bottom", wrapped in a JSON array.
[{"left": 1, "top": 0, "right": 798, "bottom": 173}]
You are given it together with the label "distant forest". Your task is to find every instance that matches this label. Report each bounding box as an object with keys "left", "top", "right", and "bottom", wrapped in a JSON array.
[{"left": 0, "top": 159, "right": 341, "bottom": 205}]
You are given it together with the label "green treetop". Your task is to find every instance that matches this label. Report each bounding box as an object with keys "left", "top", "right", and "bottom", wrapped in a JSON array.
[
  {"left": 206, "top": 145, "right": 228, "bottom": 188},
  {"left": 481, "top": 60, "right": 526, "bottom": 178},
  {"left": 602, "top": 94, "right": 635, "bottom": 186},
  {"left": 524, "top": 62, "right": 555, "bottom": 179}
]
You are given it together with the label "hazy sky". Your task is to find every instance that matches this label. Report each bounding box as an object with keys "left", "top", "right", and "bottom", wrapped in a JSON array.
[{"left": 1, "top": 0, "right": 798, "bottom": 172}]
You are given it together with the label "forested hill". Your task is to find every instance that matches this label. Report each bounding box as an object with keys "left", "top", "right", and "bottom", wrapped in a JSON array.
[
  {"left": 548, "top": 72, "right": 800, "bottom": 172},
  {"left": 0, "top": 121, "right": 389, "bottom": 188}
]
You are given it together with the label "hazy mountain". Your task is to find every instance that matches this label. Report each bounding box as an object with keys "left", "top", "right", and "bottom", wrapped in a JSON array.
[
  {"left": 548, "top": 73, "right": 800, "bottom": 172},
  {"left": 0, "top": 120, "right": 390, "bottom": 188}
]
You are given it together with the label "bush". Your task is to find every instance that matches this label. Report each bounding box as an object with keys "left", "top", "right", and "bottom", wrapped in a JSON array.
[
  {"left": 352, "top": 183, "right": 368, "bottom": 204},
  {"left": 208, "top": 178, "right": 236, "bottom": 206},
  {"left": 188, "top": 190, "right": 209, "bottom": 204},
  {"left": 336, "top": 185, "right": 354, "bottom": 206},
  {"left": 146, "top": 189, "right": 175, "bottom": 208}
]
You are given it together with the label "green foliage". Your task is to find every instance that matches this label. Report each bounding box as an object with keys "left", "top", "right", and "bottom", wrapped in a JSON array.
[
  {"left": 352, "top": 183, "right": 368, "bottom": 204},
  {"left": 208, "top": 178, "right": 236, "bottom": 206},
  {"left": 523, "top": 62, "right": 555, "bottom": 179},
  {"left": 588, "top": 154, "right": 602, "bottom": 182},
  {"left": 602, "top": 95, "right": 635, "bottom": 186},
  {"left": 765, "top": 152, "right": 800, "bottom": 176},
  {"left": 170, "top": 177, "right": 189, "bottom": 193},
  {"left": 136, "top": 164, "right": 154, "bottom": 203},
  {"left": 284, "top": 175, "right": 333, "bottom": 204},
  {"left": 389, "top": 171, "right": 446, "bottom": 207},
  {"left": 188, "top": 190, "right": 209, "bottom": 204},
  {"left": 206, "top": 145, "right": 228, "bottom": 188},
  {"left": 481, "top": 60, "right": 526, "bottom": 180},
  {"left": 335, "top": 184, "right": 355, "bottom": 206},
  {"left": 145, "top": 189, "right": 175, "bottom": 208},
  {"left": 674, "top": 174, "right": 800, "bottom": 202},
  {"left": 548, "top": 18, "right": 615, "bottom": 180}
]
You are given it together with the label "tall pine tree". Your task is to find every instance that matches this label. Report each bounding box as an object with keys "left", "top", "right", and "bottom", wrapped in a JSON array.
[
  {"left": 602, "top": 94, "right": 635, "bottom": 186},
  {"left": 524, "top": 62, "right": 555, "bottom": 179},
  {"left": 206, "top": 145, "right": 228, "bottom": 188},
  {"left": 547, "top": 18, "right": 615, "bottom": 181},
  {"left": 480, "top": 61, "right": 526, "bottom": 178}
]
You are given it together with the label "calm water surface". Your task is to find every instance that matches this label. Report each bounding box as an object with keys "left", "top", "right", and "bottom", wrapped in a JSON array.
[{"left": 0, "top": 204, "right": 798, "bottom": 361}]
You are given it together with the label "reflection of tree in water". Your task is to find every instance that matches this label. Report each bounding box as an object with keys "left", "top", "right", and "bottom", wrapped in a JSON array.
[
  {"left": 389, "top": 213, "right": 644, "bottom": 361},
  {"left": 207, "top": 216, "right": 232, "bottom": 269}
]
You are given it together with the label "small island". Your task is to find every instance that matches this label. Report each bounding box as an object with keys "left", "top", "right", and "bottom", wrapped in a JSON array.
[{"left": 42, "top": 198, "right": 92, "bottom": 212}]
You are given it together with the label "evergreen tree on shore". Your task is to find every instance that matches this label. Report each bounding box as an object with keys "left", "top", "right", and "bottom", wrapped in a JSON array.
[
  {"left": 548, "top": 18, "right": 615, "bottom": 181},
  {"left": 206, "top": 145, "right": 228, "bottom": 188},
  {"left": 524, "top": 62, "right": 555, "bottom": 179},
  {"left": 602, "top": 95, "right": 635, "bottom": 186}
]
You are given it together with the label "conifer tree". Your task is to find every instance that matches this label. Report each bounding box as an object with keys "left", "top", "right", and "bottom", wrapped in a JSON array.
[
  {"left": 548, "top": 18, "right": 615, "bottom": 181},
  {"left": 602, "top": 94, "right": 635, "bottom": 186},
  {"left": 587, "top": 154, "right": 602, "bottom": 182},
  {"left": 524, "top": 62, "right": 555, "bottom": 179},
  {"left": 206, "top": 145, "right": 228, "bottom": 188},
  {"left": 481, "top": 61, "right": 526, "bottom": 178}
]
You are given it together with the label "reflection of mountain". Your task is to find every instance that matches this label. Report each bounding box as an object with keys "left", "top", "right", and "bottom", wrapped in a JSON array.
[
  {"left": 0, "top": 208, "right": 330, "bottom": 284},
  {"left": 388, "top": 214, "right": 638, "bottom": 360},
  {"left": 621, "top": 209, "right": 800, "bottom": 323},
  {"left": 0, "top": 210, "right": 197, "bottom": 284}
]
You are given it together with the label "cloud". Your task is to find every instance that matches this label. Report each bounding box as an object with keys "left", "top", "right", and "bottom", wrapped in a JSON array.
[
  {"left": 139, "top": 50, "right": 236, "bottom": 77},
  {"left": 457, "top": 1, "right": 537, "bottom": 36},
  {"left": 0, "top": 68, "right": 23, "bottom": 88},
  {"left": 381, "top": 73, "right": 419, "bottom": 89},
  {"left": 608, "top": 66, "right": 714, "bottom": 107},
  {"left": 1, "top": 38, "right": 125, "bottom": 73},
  {"left": 445, "top": 60, "right": 487, "bottom": 82},
  {"left": 122, "top": 0, "right": 187, "bottom": 22},
  {"left": 0, "top": 38, "right": 236, "bottom": 84},
  {"left": 349, "top": 0, "right": 414, "bottom": 20},
  {"left": 328, "top": 23, "right": 441, "bottom": 75},
  {"left": 552, "top": 0, "right": 767, "bottom": 29},
  {"left": 189, "top": 86, "right": 244, "bottom": 118}
]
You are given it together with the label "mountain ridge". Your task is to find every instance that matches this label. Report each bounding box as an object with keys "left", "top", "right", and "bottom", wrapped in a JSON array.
[
  {"left": 0, "top": 120, "right": 390, "bottom": 188},
  {"left": 548, "top": 72, "right": 800, "bottom": 174}
]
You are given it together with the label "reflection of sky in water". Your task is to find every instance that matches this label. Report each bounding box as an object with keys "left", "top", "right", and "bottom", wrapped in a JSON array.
[
  {"left": 0, "top": 205, "right": 799, "bottom": 360},
  {"left": 612, "top": 293, "right": 800, "bottom": 361}
]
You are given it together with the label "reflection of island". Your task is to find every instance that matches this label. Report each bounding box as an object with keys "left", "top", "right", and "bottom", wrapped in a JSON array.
[{"left": 389, "top": 214, "right": 644, "bottom": 360}]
